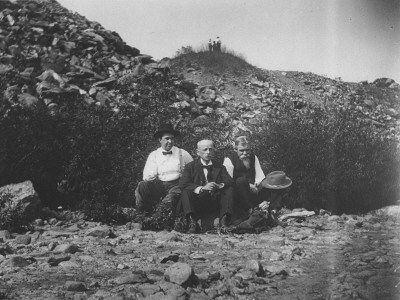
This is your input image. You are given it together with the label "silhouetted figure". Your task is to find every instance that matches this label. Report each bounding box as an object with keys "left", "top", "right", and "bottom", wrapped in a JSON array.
[
  {"left": 212, "top": 41, "right": 216, "bottom": 52},
  {"left": 208, "top": 39, "right": 212, "bottom": 52},
  {"left": 216, "top": 37, "right": 221, "bottom": 52}
]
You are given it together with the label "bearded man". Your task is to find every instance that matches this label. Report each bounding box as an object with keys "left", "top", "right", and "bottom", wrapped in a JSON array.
[{"left": 223, "top": 136, "right": 292, "bottom": 219}]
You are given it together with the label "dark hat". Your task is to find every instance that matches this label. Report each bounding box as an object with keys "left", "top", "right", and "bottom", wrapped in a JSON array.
[
  {"left": 260, "top": 171, "right": 292, "bottom": 189},
  {"left": 153, "top": 123, "right": 179, "bottom": 139}
]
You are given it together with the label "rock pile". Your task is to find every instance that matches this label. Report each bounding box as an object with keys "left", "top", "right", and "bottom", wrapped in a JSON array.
[
  {"left": 1, "top": 0, "right": 399, "bottom": 134},
  {"left": 171, "top": 58, "right": 400, "bottom": 134},
  {"left": 0, "top": 0, "right": 172, "bottom": 110},
  {"left": 283, "top": 72, "right": 400, "bottom": 132}
]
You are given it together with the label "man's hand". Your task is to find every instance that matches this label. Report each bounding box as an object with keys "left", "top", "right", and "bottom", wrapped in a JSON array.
[
  {"left": 201, "top": 182, "right": 219, "bottom": 193},
  {"left": 250, "top": 184, "right": 258, "bottom": 193}
]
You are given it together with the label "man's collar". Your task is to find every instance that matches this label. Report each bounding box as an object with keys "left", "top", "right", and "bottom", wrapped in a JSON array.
[
  {"left": 200, "top": 158, "right": 213, "bottom": 166},
  {"left": 159, "top": 146, "right": 176, "bottom": 153}
]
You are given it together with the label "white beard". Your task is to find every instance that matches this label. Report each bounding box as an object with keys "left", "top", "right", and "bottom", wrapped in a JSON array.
[{"left": 241, "top": 157, "right": 251, "bottom": 169}]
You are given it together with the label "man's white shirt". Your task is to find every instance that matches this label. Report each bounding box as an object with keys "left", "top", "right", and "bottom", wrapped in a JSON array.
[
  {"left": 143, "top": 146, "right": 193, "bottom": 181},
  {"left": 223, "top": 155, "right": 265, "bottom": 186}
]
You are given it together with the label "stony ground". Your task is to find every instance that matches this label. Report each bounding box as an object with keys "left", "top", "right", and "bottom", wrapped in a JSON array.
[{"left": 1, "top": 206, "right": 400, "bottom": 300}]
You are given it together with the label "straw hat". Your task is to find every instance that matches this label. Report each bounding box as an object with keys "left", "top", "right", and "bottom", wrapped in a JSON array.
[{"left": 261, "top": 171, "right": 292, "bottom": 189}]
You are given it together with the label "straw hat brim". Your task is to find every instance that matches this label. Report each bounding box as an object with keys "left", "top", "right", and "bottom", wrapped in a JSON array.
[{"left": 261, "top": 177, "right": 292, "bottom": 190}]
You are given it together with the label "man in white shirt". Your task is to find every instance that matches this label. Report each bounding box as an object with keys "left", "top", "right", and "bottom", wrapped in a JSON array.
[
  {"left": 135, "top": 123, "right": 193, "bottom": 213},
  {"left": 223, "top": 136, "right": 292, "bottom": 219}
]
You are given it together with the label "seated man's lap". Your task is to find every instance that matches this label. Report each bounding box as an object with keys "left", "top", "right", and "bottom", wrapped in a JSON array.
[
  {"left": 162, "top": 183, "right": 181, "bottom": 207},
  {"left": 257, "top": 188, "right": 284, "bottom": 210},
  {"left": 135, "top": 181, "right": 167, "bottom": 211}
]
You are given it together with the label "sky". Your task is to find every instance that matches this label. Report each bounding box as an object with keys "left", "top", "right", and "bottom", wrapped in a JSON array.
[{"left": 57, "top": 0, "right": 400, "bottom": 83}]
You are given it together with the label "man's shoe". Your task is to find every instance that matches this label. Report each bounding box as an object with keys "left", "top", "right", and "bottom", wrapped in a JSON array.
[
  {"left": 187, "top": 216, "right": 199, "bottom": 234},
  {"left": 220, "top": 214, "right": 230, "bottom": 227},
  {"left": 269, "top": 209, "right": 279, "bottom": 226}
]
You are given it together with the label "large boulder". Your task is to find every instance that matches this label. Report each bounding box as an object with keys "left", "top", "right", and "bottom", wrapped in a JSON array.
[
  {"left": 164, "top": 262, "right": 195, "bottom": 286},
  {"left": 0, "top": 181, "right": 41, "bottom": 219},
  {"left": 196, "top": 86, "right": 216, "bottom": 106}
]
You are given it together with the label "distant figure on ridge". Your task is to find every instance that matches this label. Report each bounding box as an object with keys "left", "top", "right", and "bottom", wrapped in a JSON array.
[
  {"left": 208, "top": 39, "right": 212, "bottom": 52},
  {"left": 216, "top": 36, "right": 221, "bottom": 52},
  {"left": 212, "top": 41, "right": 217, "bottom": 52}
]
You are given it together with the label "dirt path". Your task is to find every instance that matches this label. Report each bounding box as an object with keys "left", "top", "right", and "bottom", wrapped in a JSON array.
[{"left": 1, "top": 208, "right": 399, "bottom": 299}]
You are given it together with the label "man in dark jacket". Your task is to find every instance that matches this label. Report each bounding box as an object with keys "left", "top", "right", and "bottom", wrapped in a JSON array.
[{"left": 179, "top": 139, "right": 234, "bottom": 233}]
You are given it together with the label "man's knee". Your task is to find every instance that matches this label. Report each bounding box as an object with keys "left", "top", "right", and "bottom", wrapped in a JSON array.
[
  {"left": 135, "top": 181, "right": 158, "bottom": 211},
  {"left": 136, "top": 181, "right": 152, "bottom": 193},
  {"left": 180, "top": 189, "right": 193, "bottom": 199}
]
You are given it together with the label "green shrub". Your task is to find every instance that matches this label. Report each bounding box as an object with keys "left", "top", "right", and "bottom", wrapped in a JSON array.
[
  {"left": 252, "top": 101, "right": 400, "bottom": 214},
  {"left": 0, "top": 192, "right": 29, "bottom": 230},
  {"left": 173, "top": 46, "right": 253, "bottom": 76}
]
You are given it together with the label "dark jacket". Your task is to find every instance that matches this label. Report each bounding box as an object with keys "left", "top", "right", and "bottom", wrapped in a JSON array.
[{"left": 179, "top": 158, "right": 233, "bottom": 192}]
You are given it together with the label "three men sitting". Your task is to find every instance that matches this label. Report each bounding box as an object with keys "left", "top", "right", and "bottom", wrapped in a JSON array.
[{"left": 135, "top": 125, "right": 291, "bottom": 233}]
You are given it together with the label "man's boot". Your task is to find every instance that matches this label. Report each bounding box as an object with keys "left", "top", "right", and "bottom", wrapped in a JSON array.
[
  {"left": 220, "top": 213, "right": 231, "bottom": 227},
  {"left": 187, "top": 214, "right": 199, "bottom": 234}
]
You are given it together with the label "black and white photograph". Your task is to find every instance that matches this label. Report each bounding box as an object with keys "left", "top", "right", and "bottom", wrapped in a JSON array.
[{"left": 0, "top": 0, "right": 399, "bottom": 299}]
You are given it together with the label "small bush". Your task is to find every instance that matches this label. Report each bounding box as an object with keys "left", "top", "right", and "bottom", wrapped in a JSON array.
[
  {"left": 173, "top": 44, "right": 253, "bottom": 76},
  {"left": 79, "top": 195, "right": 130, "bottom": 224},
  {"left": 133, "top": 201, "right": 177, "bottom": 231},
  {"left": 253, "top": 101, "right": 400, "bottom": 214},
  {"left": 0, "top": 192, "right": 29, "bottom": 230}
]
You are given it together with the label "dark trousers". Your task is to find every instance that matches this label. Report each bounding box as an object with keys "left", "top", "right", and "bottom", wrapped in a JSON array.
[
  {"left": 135, "top": 180, "right": 181, "bottom": 213},
  {"left": 180, "top": 186, "right": 234, "bottom": 219},
  {"left": 234, "top": 177, "right": 284, "bottom": 213}
]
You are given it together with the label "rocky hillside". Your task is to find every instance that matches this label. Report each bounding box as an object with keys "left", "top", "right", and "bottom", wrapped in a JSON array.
[
  {"left": 171, "top": 52, "right": 400, "bottom": 136},
  {"left": 0, "top": 0, "right": 163, "bottom": 109},
  {"left": 1, "top": 0, "right": 399, "bottom": 137}
]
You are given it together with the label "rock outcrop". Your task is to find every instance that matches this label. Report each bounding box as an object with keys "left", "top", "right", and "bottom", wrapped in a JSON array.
[{"left": 0, "top": 181, "right": 41, "bottom": 218}]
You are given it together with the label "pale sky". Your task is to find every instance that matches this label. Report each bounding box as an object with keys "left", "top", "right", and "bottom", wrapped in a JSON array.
[{"left": 58, "top": 0, "right": 400, "bottom": 83}]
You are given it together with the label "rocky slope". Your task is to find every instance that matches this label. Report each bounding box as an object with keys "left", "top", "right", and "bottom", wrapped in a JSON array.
[
  {"left": 1, "top": 0, "right": 399, "bottom": 136},
  {"left": 1, "top": 205, "right": 400, "bottom": 299},
  {"left": 171, "top": 53, "right": 400, "bottom": 136}
]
